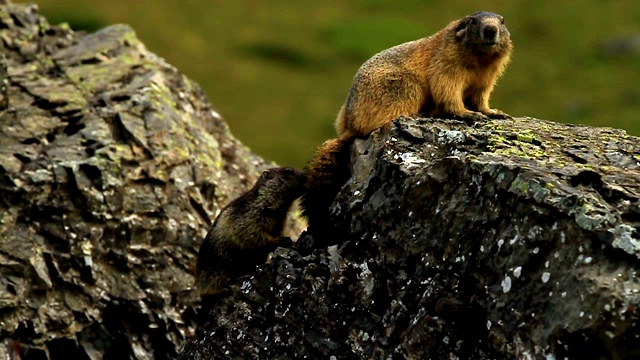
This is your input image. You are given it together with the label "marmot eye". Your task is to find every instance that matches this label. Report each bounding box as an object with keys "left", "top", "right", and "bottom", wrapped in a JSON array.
[
  {"left": 263, "top": 170, "right": 273, "bottom": 180},
  {"left": 470, "top": 18, "right": 477, "bottom": 25},
  {"left": 282, "top": 168, "right": 294, "bottom": 176},
  {"left": 500, "top": 18, "right": 505, "bottom": 24}
]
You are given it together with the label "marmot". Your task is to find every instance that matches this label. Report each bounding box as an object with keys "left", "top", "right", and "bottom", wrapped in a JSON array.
[
  {"left": 302, "top": 12, "right": 513, "bottom": 232},
  {"left": 300, "top": 135, "right": 353, "bottom": 234},
  {"left": 336, "top": 11, "right": 513, "bottom": 138},
  {"left": 196, "top": 167, "right": 306, "bottom": 297}
]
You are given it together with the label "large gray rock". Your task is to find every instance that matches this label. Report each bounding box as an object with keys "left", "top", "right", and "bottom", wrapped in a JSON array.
[
  {"left": 181, "top": 117, "right": 640, "bottom": 359},
  {"left": 0, "top": 1, "right": 302, "bottom": 359}
]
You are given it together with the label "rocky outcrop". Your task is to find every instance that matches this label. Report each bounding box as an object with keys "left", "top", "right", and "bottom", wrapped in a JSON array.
[
  {"left": 2, "top": 1, "right": 639, "bottom": 359},
  {"left": 0, "top": 2, "right": 302, "bottom": 359},
  {"left": 181, "top": 117, "right": 640, "bottom": 359}
]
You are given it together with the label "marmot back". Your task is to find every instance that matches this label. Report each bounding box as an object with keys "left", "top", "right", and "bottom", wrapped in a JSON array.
[
  {"left": 336, "top": 11, "right": 513, "bottom": 138},
  {"left": 196, "top": 167, "right": 306, "bottom": 298}
]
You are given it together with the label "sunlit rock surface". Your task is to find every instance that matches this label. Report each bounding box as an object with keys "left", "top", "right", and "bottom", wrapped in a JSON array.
[{"left": 0, "top": 1, "right": 303, "bottom": 358}]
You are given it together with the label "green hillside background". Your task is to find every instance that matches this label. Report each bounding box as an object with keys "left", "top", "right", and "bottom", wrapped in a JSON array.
[{"left": 18, "top": 0, "right": 640, "bottom": 167}]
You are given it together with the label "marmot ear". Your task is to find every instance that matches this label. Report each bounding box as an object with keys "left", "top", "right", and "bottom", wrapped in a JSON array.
[{"left": 455, "top": 18, "right": 468, "bottom": 39}]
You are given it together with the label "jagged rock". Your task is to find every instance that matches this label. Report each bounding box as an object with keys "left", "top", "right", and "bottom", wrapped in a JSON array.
[
  {"left": 180, "top": 117, "right": 640, "bottom": 359},
  {"left": 0, "top": 1, "right": 303, "bottom": 359}
]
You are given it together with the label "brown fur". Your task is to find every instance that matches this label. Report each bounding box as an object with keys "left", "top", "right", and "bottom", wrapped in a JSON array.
[
  {"left": 302, "top": 12, "right": 512, "bottom": 234},
  {"left": 300, "top": 135, "right": 353, "bottom": 234},
  {"left": 336, "top": 11, "right": 513, "bottom": 138},
  {"left": 195, "top": 167, "right": 306, "bottom": 297}
]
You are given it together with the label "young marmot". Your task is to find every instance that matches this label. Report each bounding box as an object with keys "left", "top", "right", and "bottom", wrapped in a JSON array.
[
  {"left": 336, "top": 11, "right": 513, "bottom": 138},
  {"left": 196, "top": 167, "right": 306, "bottom": 297},
  {"left": 302, "top": 12, "right": 513, "bottom": 232}
]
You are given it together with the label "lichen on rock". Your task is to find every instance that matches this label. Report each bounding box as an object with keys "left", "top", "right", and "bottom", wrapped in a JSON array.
[
  {"left": 0, "top": 1, "right": 303, "bottom": 358},
  {"left": 181, "top": 117, "right": 640, "bottom": 359}
]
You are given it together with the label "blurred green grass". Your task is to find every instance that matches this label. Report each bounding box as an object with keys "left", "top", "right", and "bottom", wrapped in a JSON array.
[{"left": 18, "top": 0, "right": 640, "bottom": 167}]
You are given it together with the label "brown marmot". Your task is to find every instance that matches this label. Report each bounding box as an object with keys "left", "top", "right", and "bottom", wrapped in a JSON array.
[
  {"left": 302, "top": 12, "right": 513, "bottom": 232},
  {"left": 300, "top": 135, "right": 353, "bottom": 235},
  {"left": 196, "top": 167, "right": 306, "bottom": 297},
  {"left": 336, "top": 11, "right": 513, "bottom": 138}
]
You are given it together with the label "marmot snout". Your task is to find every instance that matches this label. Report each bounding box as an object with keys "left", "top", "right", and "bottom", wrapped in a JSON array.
[{"left": 196, "top": 167, "right": 306, "bottom": 298}]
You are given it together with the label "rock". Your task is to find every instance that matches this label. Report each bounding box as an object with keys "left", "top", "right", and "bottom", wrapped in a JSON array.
[
  {"left": 0, "top": 1, "right": 303, "bottom": 359},
  {"left": 180, "top": 116, "right": 640, "bottom": 359}
]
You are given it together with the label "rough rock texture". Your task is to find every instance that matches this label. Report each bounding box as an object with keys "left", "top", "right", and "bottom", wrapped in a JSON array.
[
  {"left": 181, "top": 117, "right": 640, "bottom": 360},
  {"left": 0, "top": 2, "right": 303, "bottom": 359}
]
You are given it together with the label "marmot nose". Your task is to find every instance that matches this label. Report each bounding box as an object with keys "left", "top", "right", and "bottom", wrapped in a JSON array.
[{"left": 482, "top": 25, "right": 498, "bottom": 41}]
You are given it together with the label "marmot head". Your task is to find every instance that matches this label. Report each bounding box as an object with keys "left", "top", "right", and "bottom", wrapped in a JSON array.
[
  {"left": 254, "top": 167, "right": 306, "bottom": 210},
  {"left": 455, "top": 11, "right": 512, "bottom": 55}
]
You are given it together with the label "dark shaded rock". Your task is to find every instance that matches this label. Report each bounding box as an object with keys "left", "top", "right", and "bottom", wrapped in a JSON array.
[
  {"left": 181, "top": 117, "right": 640, "bottom": 359},
  {"left": 0, "top": 1, "right": 303, "bottom": 359}
]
